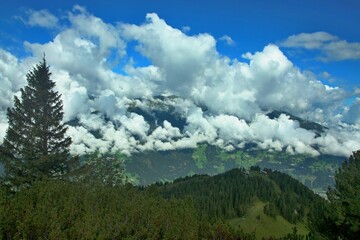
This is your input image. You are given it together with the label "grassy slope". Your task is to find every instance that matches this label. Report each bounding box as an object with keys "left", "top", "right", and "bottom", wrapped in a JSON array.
[
  {"left": 229, "top": 201, "right": 308, "bottom": 239},
  {"left": 192, "top": 144, "right": 208, "bottom": 169}
]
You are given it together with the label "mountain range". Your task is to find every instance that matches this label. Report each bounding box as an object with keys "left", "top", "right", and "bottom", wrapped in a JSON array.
[{"left": 66, "top": 95, "right": 346, "bottom": 193}]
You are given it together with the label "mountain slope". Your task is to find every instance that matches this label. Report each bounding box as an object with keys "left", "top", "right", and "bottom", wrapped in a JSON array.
[{"left": 156, "top": 168, "right": 325, "bottom": 238}]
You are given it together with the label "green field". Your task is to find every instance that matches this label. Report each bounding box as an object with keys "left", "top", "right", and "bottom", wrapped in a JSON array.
[
  {"left": 229, "top": 201, "right": 308, "bottom": 239},
  {"left": 192, "top": 144, "right": 208, "bottom": 168}
]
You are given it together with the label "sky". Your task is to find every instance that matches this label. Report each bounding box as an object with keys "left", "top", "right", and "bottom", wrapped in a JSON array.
[{"left": 0, "top": 0, "right": 360, "bottom": 157}]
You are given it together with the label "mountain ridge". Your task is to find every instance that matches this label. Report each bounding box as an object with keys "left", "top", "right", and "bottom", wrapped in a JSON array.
[{"left": 64, "top": 95, "right": 345, "bottom": 192}]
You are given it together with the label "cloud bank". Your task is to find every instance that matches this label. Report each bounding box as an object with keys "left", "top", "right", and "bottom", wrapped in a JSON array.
[{"left": 1, "top": 7, "right": 360, "bottom": 157}]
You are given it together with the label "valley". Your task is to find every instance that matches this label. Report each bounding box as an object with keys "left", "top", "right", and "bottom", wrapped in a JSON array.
[{"left": 124, "top": 143, "right": 343, "bottom": 194}]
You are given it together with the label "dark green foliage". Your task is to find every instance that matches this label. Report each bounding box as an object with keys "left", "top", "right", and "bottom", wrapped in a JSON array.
[
  {"left": 1, "top": 59, "right": 72, "bottom": 189},
  {"left": 0, "top": 166, "right": 328, "bottom": 239},
  {"left": 159, "top": 168, "right": 324, "bottom": 224},
  {"left": 268, "top": 170, "right": 323, "bottom": 224},
  {"left": 264, "top": 202, "right": 277, "bottom": 218},
  {"left": 329, "top": 150, "right": 360, "bottom": 237},
  {"left": 263, "top": 227, "right": 307, "bottom": 240},
  {"left": 0, "top": 180, "right": 255, "bottom": 239},
  {"left": 208, "top": 221, "right": 256, "bottom": 240},
  {"left": 76, "top": 151, "right": 127, "bottom": 187},
  {"left": 310, "top": 150, "right": 360, "bottom": 239},
  {"left": 309, "top": 152, "right": 360, "bottom": 239}
]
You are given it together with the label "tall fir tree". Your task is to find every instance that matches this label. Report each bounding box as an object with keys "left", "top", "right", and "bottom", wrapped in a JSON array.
[{"left": 0, "top": 58, "right": 72, "bottom": 189}]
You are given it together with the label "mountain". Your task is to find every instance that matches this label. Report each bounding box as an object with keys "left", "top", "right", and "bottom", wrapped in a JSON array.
[
  {"left": 124, "top": 144, "right": 342, "bottom": 194},
  {"left": 65, "top": 95, "right": 346, "bottom": 192},
  {"left": 125, "top": 96, "right": 344, "bottom": 192}
]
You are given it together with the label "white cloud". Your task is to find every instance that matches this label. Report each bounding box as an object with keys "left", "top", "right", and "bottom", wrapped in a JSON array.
[
  {"left": 0, "top": 50, "right": 27, "bottom": 144},
  {"left": 62, "top": 81, "right": 89, "bottom": 122},
  {"left": 67, "top": 126, "right": 109, "bottom": 155},
  {"left": 119, "top": 113, "right": 150, "bottom": 140},
  {"left": 219, "top": 35, "right": 235, "bottom": 46},
  {"left": 0, "top": 49, "right": 26, "bottom": 110},
  {"left": 27, "top": 9, "right": 59, "bottom": 29},
  {"left": 322, "top": 40, "right": 360, "bottom": 61},
  {"left": 96, "top": 90, "right": 122, "bottom": 118},
  {"left": 191, "top": 44, "right": 345, "bottom": 121},
  {"left": 121, "top": 13, "right": 217, "bottom": 95},
  {"left": 280, "top": 32, "right": 360, "bottom": 61},
  {"left": 342, "top": 98, "right": 360, "bottom": 125},
  {"left": 209, "top": 114, "right": 252, "bottom": 143},
  {"left": 281, "top": 32, "right": 337, "bottom": 49}
]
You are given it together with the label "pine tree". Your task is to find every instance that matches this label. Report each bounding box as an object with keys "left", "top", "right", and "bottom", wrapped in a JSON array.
[{"left": 0, "top": 58, "right": 72, "bottom": 189}]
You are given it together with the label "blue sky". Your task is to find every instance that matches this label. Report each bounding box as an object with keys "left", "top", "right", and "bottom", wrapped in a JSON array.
[
  {"left": 1, "top": 0, "right": 359, "bottom": 90},
  {"left": 0, "top": 0, "right": 360, "bottom": 156}
]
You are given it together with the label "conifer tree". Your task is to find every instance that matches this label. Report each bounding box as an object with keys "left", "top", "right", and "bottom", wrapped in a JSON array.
[{"left": 0, "top": 58, "right": 72, "bottom": 188}]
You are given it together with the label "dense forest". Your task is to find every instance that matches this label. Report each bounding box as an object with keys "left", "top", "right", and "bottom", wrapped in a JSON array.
[
  {"left": 158, "top": 167, "right": 325, "bottom": 224},
  {"left": 0, "top": 60, "right": 359, "bottom": 239}
]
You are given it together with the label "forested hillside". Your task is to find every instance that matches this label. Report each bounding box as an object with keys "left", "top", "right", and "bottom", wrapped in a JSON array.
[
  {"left": 0, "top": 169, "right": 319, "bottom": 239},
  {"left": 158, "top": 167, "right": 325, "bottom": 224}
]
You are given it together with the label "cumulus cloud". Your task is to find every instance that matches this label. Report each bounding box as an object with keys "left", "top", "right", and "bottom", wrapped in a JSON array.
[
  {"left": 280, "top": 32, "right": 360, "bottom": 61},
  {"left": 192, "top": 44, "right": 346, "bottom": 121},
  {"left": 119, "top": 113, "right": 150, "bottom": 140},
  {"left": 121, "top": 13, "right": 217, "bottom": 95},
  {"left": 1, "top": 9, "right": 359, "bottom": 158}
]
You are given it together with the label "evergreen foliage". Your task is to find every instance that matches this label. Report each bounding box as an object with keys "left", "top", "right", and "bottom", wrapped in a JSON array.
[
  {"left": 310, "top": 150, "right": 360, "bottom": 239},
  {"left": 0, "top": 166, "right": 324, "bottom": 239},
  {"left": 0, "top": 180, "right": 255, "bottom": 239},
  {"left": 0, "top": 58, "right": 72, "bottom": 189},
  {"left": 77, "top": 151, "right": 127, "bottom": 187},
  {"left": 158, "top": 168, "right": 324, "bottom": 224}
]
